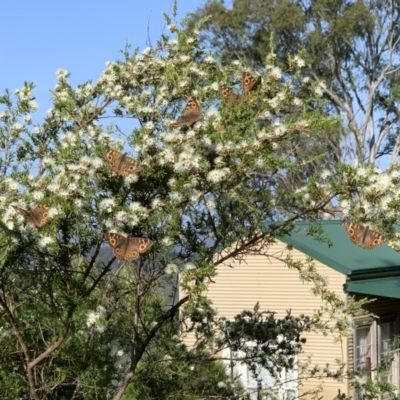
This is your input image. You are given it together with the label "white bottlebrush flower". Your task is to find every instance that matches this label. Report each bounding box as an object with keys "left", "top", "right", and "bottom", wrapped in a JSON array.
[
  {"left": 339, "top": 199, "right": 350, "bottom": 214},
  {"left": 129, "top": 202, "right": 148, "bottom": 214},
  {"left": 205, "top": 109, "right": 221, "bottom": 121},
  {"left": 74, "top": 198, "right": 84, "bottom": 209},
  {"left": 167, "top": 23, "right": 177, "bottom": 32},
  {"left": 207, "top": 168, "right": 230, "bottom": 183},
  {"left": 67, "top": 182, "right": 78, "bottom": 192},
  {"left": 271, "top": 142, "right": 279, "bottom": 150},
  {"left": 162, "top": 132, "right": 182, "bottom": 144},
  {"left": 171, "top": 192, "right": 183, "bottom": 204},
  {"left": 193, "top": 68, "right": 207, "bottom": 78},
  {"left": 292, "top": 55, "right": 305, "bottom": 68},
  {"left": 255, "top": 158, "right": 264, "bottom": 168},
  {"left": 380, "top": 196, "right": 392, "bottom": 211},
  {"left": 4, "top": 178, "right": 19, "bottom": 191},
  {"left": 39, "top": 236, "right": 55, "bottom": 248},
  {"left": 56, "top": 69, "right": 70, "bottom": 80},
  {"left": 190, "top": 190, "right": 202, "bottom": 203},
  {"left": 375, "top": 174, "right": 391, "bottom": 191},
  {"left": 151, "top": 198, "right": 164, "bottom": 210},
  {"left": 320, "top": 169, "right": 332, "bottom": 180},
  {"left": 144, "top": 121, "right": 155, "bottom": 131},
  {"left": 86, "top": 311, "right": 99, "bottom": 327},
  {"left": 168, "top": 39, "right": 178, "bottom": 47},
  {"left": 47, "top": 182, "right": 61, "bottom": 193},
  {"left": 204, "top": 55, "right": 215, "bottom": 64},
  {"left": 115, "top": 210, "right": 128, "bottom": 222},
  {"left": 356, "top": 166, "right": 369, "bottom": 178},
  {"left": 90, "top": 157, "right": 103, "bottom": 169},
  {"left": 116, "top": 349, "right": 124, "bottom": 357},
  {"left": 273, "top": 122, "right": 287, "bottom": 136},
  {"left": 213, "top": 156, "right": 225, "bottom": 166},
  {"left": 28, "top": 100, "right": 39, "bottom": 110},
  {"left": 12, "top": 122, "right": 23, "bottom": 131},
  {"left": 158, "top": 147, "right": 175, "bottom": 165},
  {"left": 168, "top": 178, "right": 177, "bottom": 188},
  {"left": 79, "top": 156, "right": 92, "bottom": 167},
  {"left": 178, "top": 80, "right": 190, "bottom": 88},
  {"left": 124, "top": 173, "right": 140, "bottom": 185},
  {"left": 210, "top": 82, "right": 219, "bottom": 91},
  {"left": 0, "top": 196, "right": 6, "bottom": 209},
  {"left": 24, "top": 115, "right": 32, "bottom": 124},
  {"left": 217, "top": 381, "right": 226, "bottom": 388},
  {"left": 205, "top": 199, "right": 216, "bottom": 211},
  {"left": 142, "top": 47, "right": 152, "bottom": 55},
  {"left": 179, "top": 55, "right": 191, "bottom": 63},
  {"left": 186, "top": 129, "right": 196, "bottom": 139},
  {"left": 268, "top": 96, "right": 280, "bottom": 109},
  {"left": 269, "top": 67, "right": 283, "bottom": 80},
  {"left": 314, "top": 81, "right": 326, "bottom": 97},
  {"left": 165, "top": 264, "right": 178, "bottom": 275},
  {"left": 291, "top": 97, "right": 302, "bottom": 106},
  {"left": 181, "top": 262, "right": 195, "bottom": 271},
  {"left": 99, "top": 198, "right": 116, "bottom": 212},
  {"left": 31, "top": 191, "right": 45, "bottom": 201},
  {"left": 174, "top": 149, "right": 201, "bottom": 173},
  {"left": 42, "top": 156, "right": 55, "bottom": 167},
  {"left": 161, "top": 237, "right": 173, "bottom": 247},
  {"left": 5, "top": 220, "right": 14, "bottom": 230}
]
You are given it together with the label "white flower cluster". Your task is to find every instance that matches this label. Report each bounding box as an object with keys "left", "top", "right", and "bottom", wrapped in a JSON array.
[
  {"left": 174, "top": 147, "right": 202, "bottom": 173},
  {"left": 86, "top": 306, "right": 106, "bottom": 333},
  {"left": 207, "top": 168, "right": 230, "bottom": 183}
]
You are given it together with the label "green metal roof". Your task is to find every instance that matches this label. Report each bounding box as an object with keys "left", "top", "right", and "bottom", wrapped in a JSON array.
[
  {"left": 346, "top": 277, "right": 400, "bottom": 298},
  {"left": 280, "top": 221, "right": 400, "bottom": 299}
]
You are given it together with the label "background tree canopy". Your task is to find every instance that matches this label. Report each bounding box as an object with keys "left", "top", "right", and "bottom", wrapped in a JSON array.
[{"left": 188, "top": 0, "right": 400, "bottom": 167}]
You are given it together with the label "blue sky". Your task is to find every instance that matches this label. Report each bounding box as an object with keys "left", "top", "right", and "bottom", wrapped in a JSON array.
[{"left": 1, "top": 0, "right": 201, "bottom": 118}]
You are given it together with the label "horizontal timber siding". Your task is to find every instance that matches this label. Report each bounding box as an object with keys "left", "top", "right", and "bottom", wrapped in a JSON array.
[{"left": 181, "top": 239, "right": 348, "bottom": 399}]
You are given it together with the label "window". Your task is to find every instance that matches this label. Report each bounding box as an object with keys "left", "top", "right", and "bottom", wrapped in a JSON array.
[
  {"left": 354, "top": 316, "right": 399, "bottom": 399},
  {"left": 224, "top": 346, "right": 298, "bottom": 400}
]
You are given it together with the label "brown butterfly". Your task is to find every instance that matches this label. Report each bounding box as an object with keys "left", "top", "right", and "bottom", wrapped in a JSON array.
[
  {"left": 104, "top": 233, "right": 153, "bottom": 260},
  {"left": 344, "top": 222, "right": 387, "bottom": 250},
  {"left": 171, "top": 97, "right": 202, "bottom": 128},
  {"left": 242, "top": 72, "right": 262, "bottom": 96},
  {"left": 104, "top": 149, "right": 141, "bottom": 176},
  {"left": 12, "top": 205, "right": 50, "bottom": 228},
  {"left": 219, "top": 86, "right": 240, "bottom": 106}
]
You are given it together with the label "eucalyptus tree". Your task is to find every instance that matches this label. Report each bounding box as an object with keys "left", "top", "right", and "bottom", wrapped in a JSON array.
[{"left": 189, "top": 0, "right": 400, "bottom": 166}]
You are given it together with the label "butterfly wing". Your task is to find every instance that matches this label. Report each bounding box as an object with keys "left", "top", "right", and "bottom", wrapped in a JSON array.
[
  {"left": 242, "top": 72, "right": 261, "bottom": 96},
  {"left": 344, "top": 222, "right": 386, "bottom": 249},
  {"left": 219, "top": 86, "right": 240, "bottom": 105},
  {"left": 363, "top": 227, "right": 387, "bottom": 249},
  {"left": 172, "top": 97, "right": 201, "bottom": 128},
  {"left": 105, "top": 233, "right": 129, "bottom": 259},
  {"left": 104, "top": 149, "right": 141, "bottom": 176},
  {"left": 125, "top": 237, "right": 153, "bottom": 260},
  {"left": 105, "top": 233, "right": 152, "bottom": 260},
  {"left": 13, "top": 205, "right": 49, "bottom": 228},
  {"left": 117, "top": 153, "right": 141, "bottom": 176}
]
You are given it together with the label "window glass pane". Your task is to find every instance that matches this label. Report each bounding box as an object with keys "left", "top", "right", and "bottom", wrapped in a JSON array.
[
  {"left": 379, "top": 321, "right": 394, "bottom": 386},
  {"left": 355, "top": 326, "right": 371, "bottom": 371}
]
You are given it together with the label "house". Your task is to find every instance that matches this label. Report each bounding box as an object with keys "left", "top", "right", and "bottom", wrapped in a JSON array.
[{"left": 182, "top": 220, "right": 400, "bottom": 399}]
